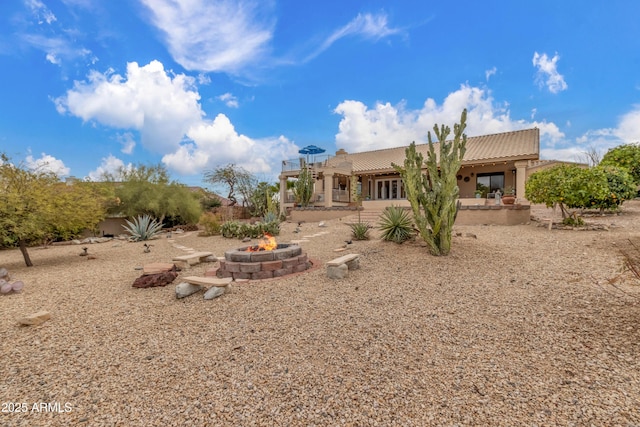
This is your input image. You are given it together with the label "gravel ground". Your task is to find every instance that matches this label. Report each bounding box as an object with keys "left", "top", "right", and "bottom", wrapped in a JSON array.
[{"left": 1, "top": 202, "right": 640, "bottom": 426}]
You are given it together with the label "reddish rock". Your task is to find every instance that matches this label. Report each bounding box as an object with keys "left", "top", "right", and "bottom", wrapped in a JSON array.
[{"left": 133, "top": 267, "right": 178, "bottom": 288}]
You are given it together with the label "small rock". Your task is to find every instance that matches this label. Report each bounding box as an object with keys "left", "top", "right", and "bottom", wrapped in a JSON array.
[
  {"left": 327, "top": 264, "right": 348, "bottom": 279},
  {"left": 465, "top": 233, "right": 477, "bottom": 239},
  {"left": 175, "top": 282, "right": 202, "bottom": 299},
  {"left": 242, "top": 237, "right": 251, "bottom": 242},
  {"left": 18, "top": 311, "right": 51, "bottom": 326},
  {"left": 1, "top": 281, "right": 12, "bottom": 294},
  {"left": 0, "top": 267, "right": 8, "bottom": 279},
  {"left": 318, "top": 221, "right": 326, "bottom": 227},
  {"left": 204, "top": 286, "right": 225, "bottom": 300}
]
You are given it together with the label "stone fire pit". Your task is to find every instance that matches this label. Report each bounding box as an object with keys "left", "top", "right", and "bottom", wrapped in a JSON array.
[{"left": 217, "top": 243, "right": 311, "bottom": 280}]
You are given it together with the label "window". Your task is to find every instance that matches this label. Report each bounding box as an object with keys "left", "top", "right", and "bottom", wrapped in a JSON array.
[
  {"left": 376, "top": 178, "right": 405, "bottom": 200},
  {"left": 476, "top": 172, "right": 504, "bottom": 195}
]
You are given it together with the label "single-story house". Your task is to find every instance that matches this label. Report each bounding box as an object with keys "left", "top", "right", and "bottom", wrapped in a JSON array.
[{"left": 279, "top": 128, "right": 581, "bottom": 224}]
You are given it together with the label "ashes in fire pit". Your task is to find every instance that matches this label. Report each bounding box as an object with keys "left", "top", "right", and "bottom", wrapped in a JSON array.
[{"left": 217, "top": 235, "right": 311, "bottom": 280}]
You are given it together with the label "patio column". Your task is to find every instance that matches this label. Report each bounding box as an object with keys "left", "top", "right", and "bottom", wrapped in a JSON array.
[
  {"left": 514, "top": 161, "right": 528, "bottom": 202},
  {"left": 324, "top": 172, "right": 334, "bottom": 208},
  {"left": 278, "top": 174, "right": 287, "bottom": 215}
]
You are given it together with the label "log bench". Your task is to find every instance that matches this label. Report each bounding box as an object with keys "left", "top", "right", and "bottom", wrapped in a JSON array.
[
  {"left": 326, "top": 253, "right": 360, "bottom": 279},
  {"left": 172, "top": 251, "right": 215, "bottom": 268}
]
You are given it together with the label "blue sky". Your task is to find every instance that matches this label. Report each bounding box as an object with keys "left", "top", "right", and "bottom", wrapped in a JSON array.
[{"left": 1, "top": 1, "right": 639, "bottom": 187}]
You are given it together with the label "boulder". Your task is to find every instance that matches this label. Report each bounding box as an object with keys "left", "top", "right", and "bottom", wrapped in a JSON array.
[
  {"left": 204, "top": 286, "right": 225, "bottom": 300},
  {"left": 327, "top": 264, "right": 348, "bottom": 279},
  {"left": 175, "top": 282, "right": 202, "bottom": 299},
  {"left": 132, "top": 268, "right": 178, "bottom": 288}
]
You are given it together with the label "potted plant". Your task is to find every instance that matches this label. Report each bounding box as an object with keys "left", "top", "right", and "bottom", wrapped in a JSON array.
[
  {"left": 474, "top": 190, "right": 482, "bottom": 198},
  {"left": 502, "top": 186, "right": 516, "bottom": 204}
]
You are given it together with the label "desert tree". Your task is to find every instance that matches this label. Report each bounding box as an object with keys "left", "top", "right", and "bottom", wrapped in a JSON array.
[
  {"left": 576, "top": 145, "right": 603, "bottom": 167},
  {"left": 203, "top": 163, "right": 256, "bottom": 207},
  {"left": 392, "top": 109, "right": 467, "bottom": 256},
  {"left": 600, "top": 143, "right": 640, "bottom": 185},
  {"left": 0, "top": 154, "right": 108, "bottom": 266},
  {"left": 525, "top": 164, "right": 609, "bottom": 220},
  {"left": 103, "top": 163, "right": 202, "bottom": 225}
]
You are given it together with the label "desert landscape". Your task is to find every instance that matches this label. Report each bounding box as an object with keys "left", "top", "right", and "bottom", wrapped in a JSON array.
[{"left": 1, "top": 202, "right": 640, "bottom": 426}]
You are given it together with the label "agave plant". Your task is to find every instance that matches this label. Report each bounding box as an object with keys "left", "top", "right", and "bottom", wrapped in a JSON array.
[
  {"left": 349, "top": 222, "right": 371, "bottom": 240},
  {"left": 262, "top": 211, "right": 279, "bottom": 224},
  {"left": 122, "top": 214, "right": 164, "bottom": 241},
  {"left": 379, "top": 205, "right": 414, "bottom": 243}
]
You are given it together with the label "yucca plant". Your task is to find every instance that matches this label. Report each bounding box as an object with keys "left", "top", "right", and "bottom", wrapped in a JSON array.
[
  {"left": 349, "top": 222, "right": 371, "bottom": 240},
  {"left": 379, "top": 206, "right": 414, "bottom": 243},
  {"left": 122, "top": 214, "right": 164, "bottom": 241}
]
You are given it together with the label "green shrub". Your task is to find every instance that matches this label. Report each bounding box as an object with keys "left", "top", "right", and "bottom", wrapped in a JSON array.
[
  {"left": 349, "top": 222, "right": 371, "bottom": 240},
  {"left": 220, "top": 220, "right": 280, "bottom": 239},
  {"left": 589, "top": 166, "right": 637, "bottom": 211},
  {"left": 122, "top": 214, "right": 164, "bottom": 241},
  {"left": 198, "top": 212, "right": 222, "bottom": 236},
  {"left": 378, "top": 206, "right": 414, "bottom": 243},
  {"left": 261, "top": 220, "right": 280, "bottom": 236},
  {"left": 600, "top": 144, "right": 640, "bottom": 185},
  {"left": 562, "top": 216, "right": 584, "bottom": 227},
  {"left": 221, "top": 220, "right": 241, "bottom": 238}
]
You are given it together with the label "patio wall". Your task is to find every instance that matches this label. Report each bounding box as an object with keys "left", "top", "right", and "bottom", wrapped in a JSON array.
[
  {"left": 289, "top": 207, "right": 361, "bottom": 223},
  {"left": 455, "top": 204, "right": 530, "bottom": 225}
]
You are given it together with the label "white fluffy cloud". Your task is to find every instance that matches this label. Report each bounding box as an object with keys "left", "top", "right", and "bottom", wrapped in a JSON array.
[
  {"left": 162, "top": 114, "right": 299, "bottom": 175},
  {"left": 57, "top": 60, "right": 300, "bottom": 177},
  {"left": 532, "top": 52, "right": 568, "bottom": 94},
  {"left": 86, "top": 155, "right": 133, "bottom": 181},
  {"left": 55, "top": 60, "right": 204, "bottom": 153},
  {"left": 614, "top": 106, "right": 640, "bottom": 143},
  {"left": 25, "top": 153, "right": 70, "bottom": 177},
  {"left": 334, "top": 84, "right": 565, "bottom": 153},
  {"left": 140, "top": 0, "right": 275, "bottom": 74}
]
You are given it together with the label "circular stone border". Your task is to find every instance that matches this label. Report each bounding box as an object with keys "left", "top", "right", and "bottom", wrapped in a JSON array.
[{"left": 224, "top": 244, "right": 302, "bottom": 263}]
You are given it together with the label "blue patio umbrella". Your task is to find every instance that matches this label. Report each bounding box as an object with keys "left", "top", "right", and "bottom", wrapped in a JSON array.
[{"left": 298, "top": 145, "right": 326, "bottom": 164}]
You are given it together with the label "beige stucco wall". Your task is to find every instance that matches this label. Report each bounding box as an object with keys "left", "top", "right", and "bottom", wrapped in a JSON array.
[
  {"left": 290, "top": 208, "right": 360, "bottom": 223},
  {"left": 83, "top": 217, "right": 129, "bottom": 237},
  {"left": 455, "top": 205, "right": 530, "bottom": 225}
]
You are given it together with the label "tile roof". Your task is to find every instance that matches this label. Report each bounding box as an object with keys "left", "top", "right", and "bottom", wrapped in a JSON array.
[{"left": 327, "top": 128, "right": 539, "bottom": 174}]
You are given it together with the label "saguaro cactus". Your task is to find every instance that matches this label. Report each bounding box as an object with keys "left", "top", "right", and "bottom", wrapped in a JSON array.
[{"left": 393, "top": 109, "right": 467, "bottom": 256}]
